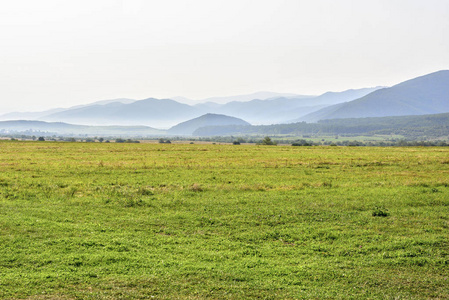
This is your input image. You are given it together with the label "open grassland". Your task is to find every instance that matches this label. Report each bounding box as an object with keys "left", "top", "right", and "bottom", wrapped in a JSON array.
[{"left": 0, "top": 141, "right": 448, "bottom": 299}]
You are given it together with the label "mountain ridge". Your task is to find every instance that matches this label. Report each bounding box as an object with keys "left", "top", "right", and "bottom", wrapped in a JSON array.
[
  {"left": 0, "top": 88, "right": 380, "bottom": 127},
  {"left": 298, "top": 70, "right": 449, "bottom": 122},
  {"left": 0, "top": 120, "right": 163, "bottom": 136}
]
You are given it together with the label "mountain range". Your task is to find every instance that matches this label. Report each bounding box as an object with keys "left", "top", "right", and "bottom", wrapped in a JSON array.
[
  {"left": 39, "top": 98, "right": 200, "bottom": 128},
  {"left": 0, "top": 114, "right": 249, "bottom": 137},
  {"left": 0, "top": 70, "right": 448, "bottom": 137},
  {"left": 0, "top": 88, "right": 382, "bottom": 127},
  {"left": 171, "top": 91, "right": 309, "bottom": 105},
  {"left": 0, "top": 120, "right": 163, "bottom": 137}
]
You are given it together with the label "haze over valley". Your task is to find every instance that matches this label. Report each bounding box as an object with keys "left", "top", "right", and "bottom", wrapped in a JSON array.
[
  {"left": 0, "top": 87, "right": 383, "bottom": 128},
  {"left": 1, "top": 70, "right": 448, "bottom": 139}
]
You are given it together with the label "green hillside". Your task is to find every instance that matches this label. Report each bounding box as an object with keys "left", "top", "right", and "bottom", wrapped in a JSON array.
[{"left": 193, "top": 112, "right": 449, "bottom": 139}]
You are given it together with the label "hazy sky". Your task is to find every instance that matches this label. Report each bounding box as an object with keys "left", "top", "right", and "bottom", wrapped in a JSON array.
[{"left": 1, "top": 0, "right": 448, "bottom": 113}]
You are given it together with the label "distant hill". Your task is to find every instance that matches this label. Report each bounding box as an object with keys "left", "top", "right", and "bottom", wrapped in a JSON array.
[
  {"left": 168, "top": 113, "right": 250, "bottom": 135},
  {"left": 304, "top": 87, "right": 386, "bottom": 106},
  {"left": 0, "top": 120, "right": 164, "bottom": 137},
  {"left": 203, "top": 87, "right": 383, "bottom": 124},
  {"left": 3, "top": 112, "right": 448, "bottom": 140},
  {"left": 172, "top": 92, "right": 309, "bottom": 105},
  {"left": 86, "top": 98, "right": 136, "bottom": 106},
  {"left": 0, "top": 89, "right": 383, "bottom": 127},
  {"left": 298, "top": 70, "right": 449, "bottom": 122},
  {"left": 193, "top": 112, "right": 449, "bottom": 139},
  {"left": 40, "top": 98, "right": 203, "bottom": 128},
  {"left": 0, "top": 108, "right": 68, "bottom": 121},
  {"left": 0, "top": 98, "right": 136, "bottom": 121}
]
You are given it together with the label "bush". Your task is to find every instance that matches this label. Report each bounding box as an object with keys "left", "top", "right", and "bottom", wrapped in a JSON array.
[{"left": 372, "top": 206, "right": 389, "bottom": 217}]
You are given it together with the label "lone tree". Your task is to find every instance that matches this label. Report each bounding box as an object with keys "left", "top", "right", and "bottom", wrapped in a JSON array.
[
  {"left": 259, "top": 136, "right": 277, "bottom": 145},
  {"left": 38, "top": 137, "right": 45, "bottom": 142}
]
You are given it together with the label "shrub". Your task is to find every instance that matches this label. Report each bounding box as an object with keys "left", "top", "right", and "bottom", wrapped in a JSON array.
[{"left": 372, "top": 206, "right": 389, "bottom": 217}]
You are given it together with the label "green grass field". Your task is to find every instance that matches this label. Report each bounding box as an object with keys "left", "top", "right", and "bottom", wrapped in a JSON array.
[{"left": 1, "top": 141, "right": 448, "bottom": 299}]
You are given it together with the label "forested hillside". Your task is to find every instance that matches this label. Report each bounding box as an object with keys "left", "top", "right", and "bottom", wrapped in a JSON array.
[{"left": 193, "top": 112, "right": 449, "bottom": 139}]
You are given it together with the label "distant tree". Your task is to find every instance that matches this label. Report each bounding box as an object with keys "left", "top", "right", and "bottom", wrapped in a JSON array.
[
  {"left": 115, "top": 138, "right": 125, "bottom": 143},
  {"left": 232, "top": 141, "right": 240, "bottom": 145},
  {"left": 38, "top": 137, "right": 45, "bottom": 141},
  {"left": 159, "top": 138, "right": 171, "bottom": 144},
  {"left": 259, "top": 136, "right": 277, "bottom": 145},
  {"left": 98, "top": 137, "right": 104, "bottom": 143},
  {"left": 126, "top": 139, "right": 140, "bottom": 143},
  {"left": 292, "top": 139, "right": 312, "bottom": 146}
]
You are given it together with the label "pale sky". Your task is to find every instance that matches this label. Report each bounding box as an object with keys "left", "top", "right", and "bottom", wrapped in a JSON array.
[{"left": 1, "top": 0, "right": 448, "bottom": 113}]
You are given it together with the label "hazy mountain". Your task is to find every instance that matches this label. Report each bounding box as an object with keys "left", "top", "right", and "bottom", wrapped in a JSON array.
[
  {"left": 193, "top": 102, "right": 223, "bottom": 110},
  {"left": 87, "top": 98, "right": 136, "bottom": 106},
  {"left": 298, "top": 70, "right": 449, "bottom": 122},
  {"left": 296, "top": 102, "right": 348, "bottom": 123},
  {"left": 306, "top": 87, "right": 386, "bottom": 106},
  {"left": 172, "top": 92, "right": 309, "bottom": 105},
  {"left": 0, "top": 120, "right": 164, "bottom": 137},
  {"left": 168, "top": 113, "right": 250, "bottom": 135},
  {"left": 0, "top": 108, "right": 68, "bottom": 121},
  {"left": 0, "top": 98, "right": 136, "bottom": 121},
  {"left": 208, "top": 87, "right": 383, "bottom": 124},
  {"left": 204, "top": 98, "right": 313, "bottom": 124},
  {"left": 0, "top": 87, "right": 383, "bottom": 127},
  {"left": 40, "top": 98, "right": 203, "bottom": 128},
  {"left": 170, "top": 96, "right": 196, "bottom": 104},
  {"left": 199, "top": 91, "right": 308, "bottom": 104}
]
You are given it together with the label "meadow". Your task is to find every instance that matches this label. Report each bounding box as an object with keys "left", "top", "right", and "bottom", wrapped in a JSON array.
[{"left": 0, "top": 141, "right": 448, "bottom": 299}]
